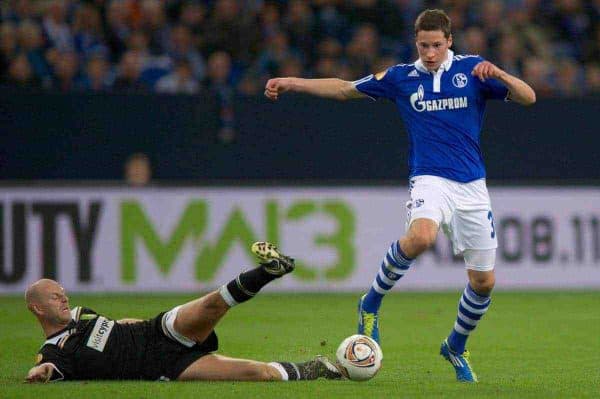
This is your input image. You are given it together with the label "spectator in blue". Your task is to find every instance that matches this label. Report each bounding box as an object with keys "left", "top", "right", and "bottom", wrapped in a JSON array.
[
  {"left": 138, "top": 0, "right": 170, "bottom": 56},
  {"left": 113, "top": 50, "right": 147, "bottom": 92},
  {"left": 18, "top": 20, "right": 53, "bottom": 85},
  {"left": 155, "top": 58, "right": 200, "bottom": 94},
  {"left": 313, "top": 0, "right": 348, "bottom": 41},
  {"left": 253, "top": 30, "right": 299, "bottom": 78},
  {"left": 104, "top": 0, "right": 132, "bottom": 62},
  {"left": 78, "top": 51, "right": 114, "bottom": 91},
  {"left": 206, "top": 51, "right": 236, "bottom": 143},
  {"left": 166, "top": 24, "right": 205, "bottom": 81},
  {"left": 283, "top": 0, "right": 315, "bottom": 65},
  {"left": 73, "top": 3, "right": 108, "bottom": 60},
  {"left": 42, "top": 0, "right": 74, "bottom": 52},
  {"left": 548, "top": 0, "right": 592, "bottom": 60},
  {"left": 127, "top": 30, "right": 172, "bottom": 87},
  {"left": 258, "top": 2, "right": 282, "bottom": 43}
]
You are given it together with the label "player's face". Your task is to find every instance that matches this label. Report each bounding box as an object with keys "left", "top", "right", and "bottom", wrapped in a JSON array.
[
  {"left": 40, "top": 284, "right": 71, "bottom": 324},
  {"left": 416, "top": 30, "right": 452, "bottom": 71}
]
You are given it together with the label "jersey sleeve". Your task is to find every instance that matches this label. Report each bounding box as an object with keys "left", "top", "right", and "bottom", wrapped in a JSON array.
[
  {"left": 352, "top": 67, "right": 399, "bottom": 101},
  {"left": 480, "top": 76, "right": 509, "bottom": 100},
  {"left": 38, "top": 346, "right": 74, "bottom": 381},
  {"left": 472, "top": 56, "right": 509, "bottom": 100}
]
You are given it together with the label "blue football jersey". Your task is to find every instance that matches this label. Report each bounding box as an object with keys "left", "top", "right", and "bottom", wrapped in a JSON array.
[{"left": 353, "top": 50, "right": 509, "bottom": 183}]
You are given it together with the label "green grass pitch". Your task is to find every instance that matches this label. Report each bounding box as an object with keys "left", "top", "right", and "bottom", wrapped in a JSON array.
[{"left": 1, "top": 291, "right": 599, "bottom": 398}]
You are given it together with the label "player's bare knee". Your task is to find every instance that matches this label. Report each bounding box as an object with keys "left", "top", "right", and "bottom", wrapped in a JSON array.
[
  {"left": 417, "top": 233, "right": 436, "bottom": 251},
  {"left": 406, "top": 232, "right": 436, "bottom": 255},
  {"left": 470, "top": 274, "right": 495, "bottom": 294},
  {"left": 465, "top": 250, "right": 496, "bottom": 294}
]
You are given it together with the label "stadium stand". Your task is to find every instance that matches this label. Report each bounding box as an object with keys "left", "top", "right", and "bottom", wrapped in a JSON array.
[{"left": 1, "top": 0, "right": 598, "bottom": 96}]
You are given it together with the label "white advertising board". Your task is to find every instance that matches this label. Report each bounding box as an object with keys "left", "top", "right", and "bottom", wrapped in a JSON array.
[{"left": 1, "top": 186, "right": 599, "bottom": 293}]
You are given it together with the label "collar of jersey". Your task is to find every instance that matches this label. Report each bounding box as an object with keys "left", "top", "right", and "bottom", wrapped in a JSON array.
[
  {"left": 42, "top": 321, "right": 75, "bottom": 347},
  {"left": 41, "top": 307, "right": 81, "bottom": 346},
  {"left": 414, "top": 49, "right": 454, "bottom": 74}
]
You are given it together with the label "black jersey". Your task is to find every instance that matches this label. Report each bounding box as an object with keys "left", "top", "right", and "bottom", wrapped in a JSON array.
[{"left": 36, "top": 306, "right": 218, "bottom": 381}]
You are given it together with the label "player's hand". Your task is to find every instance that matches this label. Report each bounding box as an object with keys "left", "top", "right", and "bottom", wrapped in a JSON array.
[
  {"left": 264, "top": 78, "right": 293, "bottom": 101},
  {"left": 472, "top": 61, "right": 504, "bottom": 82},
  {"left": 25, "top": 363, "right": 54, "bottom": 383}
]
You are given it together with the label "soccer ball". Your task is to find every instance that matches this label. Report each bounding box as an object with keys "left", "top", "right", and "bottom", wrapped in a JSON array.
[{"left": 335, "top": 334, "right": 383, "bottom": 381}]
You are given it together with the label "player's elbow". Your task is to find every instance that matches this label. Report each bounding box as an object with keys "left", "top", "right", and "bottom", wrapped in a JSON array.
[
  {"left": 339, "top": 80, "right": 358, "bottom": 101},
  {"left": 520, "top": 88, "right": 536, "bottom": 106},
  {"left": 524, "top": 89, "right": 536, "bottom": 106},
  {"left": 338, "top": 88, "right": 351, "bottom": 101}
]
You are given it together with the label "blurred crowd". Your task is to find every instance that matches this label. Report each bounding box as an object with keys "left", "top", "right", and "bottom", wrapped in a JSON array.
[{"left": 1, "top": 0, "right": 599, "bottom": 99}]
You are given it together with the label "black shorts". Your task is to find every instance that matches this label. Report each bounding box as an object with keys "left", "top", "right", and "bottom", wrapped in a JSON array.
[{"left": 141, "top": 312, "right": 219, "bottom": 380}]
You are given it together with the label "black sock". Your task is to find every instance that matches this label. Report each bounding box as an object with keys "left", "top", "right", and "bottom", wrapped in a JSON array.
[
  {"left": 224, "top": 266, "right": 279, "bottom": 305},
  {"left": 275, "top": 360, "right": 339, "bottom": 380},
  {"left": 277, "top": 362, "right": 300, "bottom": 380}
]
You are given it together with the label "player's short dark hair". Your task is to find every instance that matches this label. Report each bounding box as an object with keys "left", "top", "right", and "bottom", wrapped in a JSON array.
[{"left": 415, "top": 9, "right": 451, "bottom": 38}]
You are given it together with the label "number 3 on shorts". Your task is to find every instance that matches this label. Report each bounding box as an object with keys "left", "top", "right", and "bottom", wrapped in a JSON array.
[{"left": 487, "top": 211, "right": 496, "bottom": 239}]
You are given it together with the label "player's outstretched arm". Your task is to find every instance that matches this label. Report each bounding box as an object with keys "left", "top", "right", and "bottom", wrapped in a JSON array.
[
  {"left": 25, "top": 363, "right": 54, "bottom": 383},
  {"left": 264, "top": 77, "right": 366, "bottom": 101},
  {"left": 472, "top": 61, "right": 536, "bottom": 106}
]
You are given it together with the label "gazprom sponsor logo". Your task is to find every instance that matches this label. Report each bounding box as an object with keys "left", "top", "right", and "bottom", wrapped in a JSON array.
[
  {"left": 410, "top": 84, "right": 468, "bottom": 112},
  {"left": 86, "top": 317, "right": 114, "bottom": 352}
]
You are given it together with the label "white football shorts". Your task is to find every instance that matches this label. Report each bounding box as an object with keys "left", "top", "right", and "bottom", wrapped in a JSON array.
[{"left": 406, "top": 175, "right": 497, "bottom": 270}]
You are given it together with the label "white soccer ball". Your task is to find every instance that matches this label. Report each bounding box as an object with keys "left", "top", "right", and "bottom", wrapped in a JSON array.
[{"left": 336, "top": 334, "right": 383, "bottom": 381}]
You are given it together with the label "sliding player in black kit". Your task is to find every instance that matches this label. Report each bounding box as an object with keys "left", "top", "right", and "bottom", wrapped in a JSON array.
[{"left": 25, "top": 242, "right": 343, "bottom": 383}]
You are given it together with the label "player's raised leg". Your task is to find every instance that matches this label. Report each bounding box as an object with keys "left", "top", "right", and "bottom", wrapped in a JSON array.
[
  {"left": 173, "top": 242, "right": 295, "bottom": 344},
  {"left": 178, "top": 354, "right": 343, "bottom": 381},
  {"left": 358, "top": 219, "right": 438, "bottom": 343},
  {"left": 441, "top": 249, "right": 496, "bottom": 383}
]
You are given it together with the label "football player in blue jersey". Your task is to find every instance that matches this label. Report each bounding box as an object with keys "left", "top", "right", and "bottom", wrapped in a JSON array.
[{"left": 264, "top": 9, "right": 535, "bottom": 383}]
